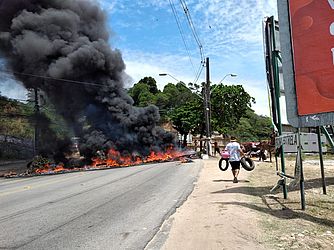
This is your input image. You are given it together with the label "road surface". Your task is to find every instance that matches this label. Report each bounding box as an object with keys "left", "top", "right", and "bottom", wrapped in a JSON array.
[{"left": 0, "top": 160, "right": 202, "bottom": 249}]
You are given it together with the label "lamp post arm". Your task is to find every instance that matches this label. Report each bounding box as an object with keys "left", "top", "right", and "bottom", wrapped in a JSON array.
[
  {"left": 158, "top": 73, "right": 179, "bottom": 82},
  {"left": 159, "top": 73, "right": 203, "bottom": 100},
  {"left": 210, "top": 73, "right": 237, "bottom": 94},
  {"left": 167, "top": 74, "right": 179, "bottom": 82}
]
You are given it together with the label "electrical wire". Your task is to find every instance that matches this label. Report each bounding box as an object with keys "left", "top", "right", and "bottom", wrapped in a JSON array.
[
  {"left": 0, "top": 69, "right": 105, "bottom": 88},
  {"left": 170, "top": 0, "right": 205, "bottom": 85},
  {"left": 168, "top": 0, "right": 196, "bottom": 74},
  {"left": 192, "top": 63, "right": 204, "bottom": 85},
  {"left": 179, "top": 0, "right": 205, "bottom": 64}
]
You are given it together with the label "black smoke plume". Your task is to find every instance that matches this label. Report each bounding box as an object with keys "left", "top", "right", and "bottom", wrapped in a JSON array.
[{"left": 0, "top": 0, "right": 175, "bottom": 163}]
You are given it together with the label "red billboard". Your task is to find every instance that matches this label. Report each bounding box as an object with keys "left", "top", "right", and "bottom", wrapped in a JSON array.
[{"left": 289, "top": 0, "right": 334, "bottom": 115}]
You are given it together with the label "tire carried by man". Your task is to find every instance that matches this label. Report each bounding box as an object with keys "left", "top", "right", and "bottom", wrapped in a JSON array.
[
  {"left": 240, "top": 157, "right": 255, "bottom": 171},
  {"left": 218, "top": 158, "right": 229, "bottom": 171},
  {"left": 218, "top": 157, "right": 255, "bottom": 172}
]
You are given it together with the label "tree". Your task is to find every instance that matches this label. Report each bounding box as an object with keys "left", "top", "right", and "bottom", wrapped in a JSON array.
[
  {"left": 128, "top": 77, "right": 160, "bottom": 107},
  {"left": 168, "top": 100, "right": 203, "bottom": 146},
  {"left": 128, "top": 83, "right": 149, "bottom": 106},
  {"left": 0, "top": 95, "right": 34, "bottom": 139},
  {"left": 226, "top": 107, "right": 272, "bottom": 142},
  {"left": 231, "top": 117, "right": 256, "bottom": 142},
  {"left": 210, "top": 84, "right": 255, "bottom": 135},
  {"left": 138, "top": 77, "right": 159, "bottom": 94},
  {"left": 137, "top": 90, "right": 156, "bottom": 107},
  {"left": 127, "top": 76, "right": 272, "bottom": 143}
]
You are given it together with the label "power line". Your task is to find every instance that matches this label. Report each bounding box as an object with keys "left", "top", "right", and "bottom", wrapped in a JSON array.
[
  {"left": 168, "top": 0, "right": 196, "bottom": 74},
  {"left": 170, "top": 0, "right": 205, "bottom": 85},
  {"left": 179, "top": 0, "right": 205, "bottom": 64},
  {"left": 192, "top": 63, "right": 204, "bottom": 85},
  {"left": 0, "top": 69, "right": 105, "bottom": 88}
]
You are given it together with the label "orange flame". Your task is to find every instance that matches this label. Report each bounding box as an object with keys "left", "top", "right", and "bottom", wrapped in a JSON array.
[
  {"left": 26, "top": 146, "right": 185, "bottom": 176},
  {"left": 92, "top": 146, "right": 183, "bottom": 167}
]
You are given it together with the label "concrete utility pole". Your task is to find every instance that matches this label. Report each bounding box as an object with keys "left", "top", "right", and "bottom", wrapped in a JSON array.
[{"left": 204, "top": 57, "right": 212, "bottom": 156}]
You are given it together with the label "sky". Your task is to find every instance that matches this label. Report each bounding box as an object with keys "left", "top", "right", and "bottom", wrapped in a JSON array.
[{"left": 0, "top": 0, "right": 278, "bottom": 116}]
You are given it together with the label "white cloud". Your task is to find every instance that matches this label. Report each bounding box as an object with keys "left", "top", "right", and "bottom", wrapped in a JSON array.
[
  {"left": 191, "top": 0, "right": 277, "bottom": 57},
  {"left": 122, "top": 49, "right": 201, "bottom": 88},
  {"left": 240, "top": 79, "right": 271, "bottom": 116},
  {"left": 95, "top": 0, "right": 117, "bottom": 12},
  {"left": 122, "top": 49, "right": 271, "bottom": 116}
]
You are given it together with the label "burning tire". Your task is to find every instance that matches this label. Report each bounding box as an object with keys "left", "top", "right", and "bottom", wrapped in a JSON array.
[
  {"left": 218, "top": 158, "right": 229, "bottom": 171},
  {"left": 240, "top": 157, "right": 255, "bottom": 171}
]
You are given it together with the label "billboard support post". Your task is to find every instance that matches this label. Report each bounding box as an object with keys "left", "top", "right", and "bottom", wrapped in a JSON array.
[
  {"left": 321, "top": 126, "right": 334, "bottom": 148},
  {"left": 316, "top": 126, "right": 327, "bottom": 195},
  {"left": 270, "top": 16, "right": 288, "bottom": 199},
  {"left": 297, "top": 129, "right": 306, "bottom": 210},
  {"left": 277, "top": 0, "right": 334, "bottom": 209}
]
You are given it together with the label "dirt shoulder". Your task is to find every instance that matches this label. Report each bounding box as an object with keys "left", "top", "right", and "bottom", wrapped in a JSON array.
[
  {"left": 155, "top": 158, "right": 266, "bottom": 250},
  {"left": 151, "top": 157, "right": 334, "bottom": 250}
]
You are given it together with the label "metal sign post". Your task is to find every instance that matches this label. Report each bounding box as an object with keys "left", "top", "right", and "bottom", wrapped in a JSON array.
[
  {"left": 316, "top": 126, "right": 327, "bottom": 195},
  {"left": 264, "top": 16, "right": 288, "bottom": 199},
  {"left": 274, "top": 132, "right": 305, "bottom": 210},
  {"left": 297, "top": 129, "right": 306, "bottom": 210}
]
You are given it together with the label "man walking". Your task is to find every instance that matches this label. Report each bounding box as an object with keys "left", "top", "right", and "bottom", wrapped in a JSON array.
[{"left": 225, "top": 136, "right": 244, "bottom": 183}]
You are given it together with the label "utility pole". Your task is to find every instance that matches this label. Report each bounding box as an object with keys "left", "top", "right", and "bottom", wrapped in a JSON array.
[
  {"left": 33, "top": 88, "right": 40, "bottom": 156},
  {"left": 204, "top": 57, "right": 212, "bottom": 156}
]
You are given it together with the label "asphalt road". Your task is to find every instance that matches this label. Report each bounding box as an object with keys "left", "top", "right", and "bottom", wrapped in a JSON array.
[{"left": 0, "top": 160, "right": 202, "bottom": 250}]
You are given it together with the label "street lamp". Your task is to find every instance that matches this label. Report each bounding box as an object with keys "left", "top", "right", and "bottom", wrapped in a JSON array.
[
  {"left": 159, "top": 70, "right": 236, "bottom": 156},
  {"left": 159, "top": 73, "right": 203, "bottom": 99},
  {"left": 158, "top": 73, "right": 180, "bottom": 82},
  {"left": 218, "top": 73, "right": 237, "bottom": 85},
  {"left": 211, "top": 73, "right": 237, "bottom": 94}
]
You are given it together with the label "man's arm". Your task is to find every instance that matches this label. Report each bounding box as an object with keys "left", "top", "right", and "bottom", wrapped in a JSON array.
[{"left": 238, "top": 145, "right": 244, "bottom": 156}]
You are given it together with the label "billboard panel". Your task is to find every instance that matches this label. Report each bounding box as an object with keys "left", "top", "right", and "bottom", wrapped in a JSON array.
[
  {"left": 290, "top": 1, "right": 334, "bottom": 115},
  {"left": 278, "top": 0, "right": 334, "bottom": 127}
]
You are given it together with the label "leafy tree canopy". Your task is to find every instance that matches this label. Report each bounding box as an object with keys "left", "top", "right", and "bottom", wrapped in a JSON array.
[
  {"left": 138, "top": 76, "right": 159, "bottom": 94},
  {"left": 231, "top": 109, "right": 273, "bottom": 142},
  {"left": 210, "top": 84, "right": 255, "bottom": 135},
  {"left": 127, "top": 76, "right": 273, "bottom": 142},
  {"left": 168, "top": 100, "right": 203, "bottom": 144}
]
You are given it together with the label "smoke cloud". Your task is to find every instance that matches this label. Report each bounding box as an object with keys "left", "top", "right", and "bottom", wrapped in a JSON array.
[{"left": 0, "top": 0, "right": 175, "bottom": 163}]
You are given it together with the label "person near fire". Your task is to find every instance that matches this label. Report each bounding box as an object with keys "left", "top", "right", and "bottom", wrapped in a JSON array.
[{"left": 225, "top": 136, "right": 244, "bottom": 183}]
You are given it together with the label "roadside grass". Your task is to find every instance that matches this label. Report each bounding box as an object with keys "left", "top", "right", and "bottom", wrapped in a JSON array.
[{"left": 248, "top": 159, "right": 334, "bottom": 250}]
